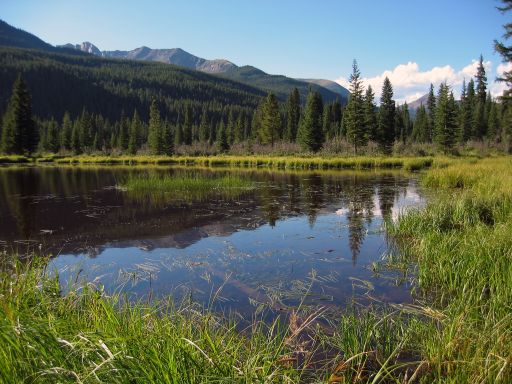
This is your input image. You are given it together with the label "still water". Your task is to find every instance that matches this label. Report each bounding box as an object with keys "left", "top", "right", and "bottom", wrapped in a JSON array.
[{"left": 0, "top": 165, "right": 424, "bottom": 315}]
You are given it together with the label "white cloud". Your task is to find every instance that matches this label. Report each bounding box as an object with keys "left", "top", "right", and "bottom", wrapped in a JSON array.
[{"left": 335, "top": 59, "right": 503, "bottom": 104}]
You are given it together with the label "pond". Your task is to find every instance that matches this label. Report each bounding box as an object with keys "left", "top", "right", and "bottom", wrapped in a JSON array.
[{"left": 0, "top": 165, "right": 424, "bottom": 316}]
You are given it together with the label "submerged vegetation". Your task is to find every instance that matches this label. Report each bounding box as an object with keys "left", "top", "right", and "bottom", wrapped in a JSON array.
[{"left": 121, "top": 172, "right": 254, "bottom": 202}]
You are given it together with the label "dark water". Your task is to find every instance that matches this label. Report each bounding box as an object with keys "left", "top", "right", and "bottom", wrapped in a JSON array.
[{"left": 0, "top": 165, "right": 423, "bottom": 315}]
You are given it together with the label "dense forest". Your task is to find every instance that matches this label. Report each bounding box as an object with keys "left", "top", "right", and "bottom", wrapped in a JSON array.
[{"left": 1, "top": 45, "right": 511, "bottom": 156}]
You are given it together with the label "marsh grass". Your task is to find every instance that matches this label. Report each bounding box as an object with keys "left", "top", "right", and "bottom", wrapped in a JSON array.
[
  {"left": 387, "top": 156, "right": 512, "bottom": 382},
  {"left": 49, "top": 154, "right": 434, "bottom": 171},
  {"left": 121, "top": 172, "right": 255, "bottom": 203}
]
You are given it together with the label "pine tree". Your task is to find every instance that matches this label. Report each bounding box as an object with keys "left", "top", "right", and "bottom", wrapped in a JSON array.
[
  {"left": 344, "top": 60, "right": 366, "bottom": 153},
  {"left": 234, "top": 114, "right": 244, "bottom": 143},
  {"left": 71, "top": 120, "right": 81, "bottom": 154},
  {"left": 434, "top": 83, "right": 458, "bottom": 152},
  {"left": 118, "top": 112, "right": 129, "bottom": 151},
  {"left": 394, "top": 105, "right": 404, "bottom": 144},
  {"left": 377, "top": 77, "right": 396, "bottom": 153},
  {"left": 183, "top": 104, "right": 193, "bottom": 145},
  {"left": 46, "top": 119, "right": 60, "bottom": 153},
  {"left": 128, "top": 109, "right": 141, "bottom": 155},
  {"left": 199, "top": 109, "right": 209, "bottom": 143},
  {"left": 148, "top": 99, "right": 163, "bottom": 155},
  {"left": 495, "top": 0, "right": 512, "bottom": 101},
  {"left": 401, "top": 102, "right": 411, "bottom": 143},
  {"left": 473, "top": 55, "right": 488, "bottom": 139},
  {"left": 426, "top": 83, "right": 436, "bottom": 142},
  {"left": 285, "top": 88, "right": 301, "bottom": 141},
  {"left": 60, "top": 112, "right": 72, "bottom": 150},
  {"left": 217, "top": 120, "right": 229, "bottom": 152},
  {"left": 227, "top": 109, "right": 236, "bottom": 145},
  {"left": 297, "top": 90, "right": 324, "bottom": 152},
  {"left": 1, "top": 74, "right": 38, "bottom": 155},
  {"left": 412, "top": 105, "right": 429, "bottom": 142},
  {"left": 363, "top": 85, "right": 377, "bottom": 142},
  {"left": 79, "top": 109, "right": 93, "bottom": 151},
  {"left": 174, "top": 124, "right": 183, "bottom": 146},
  {"left": 162, "top": 121, "right": 174, "bottom": 156},
  {"left": 487, "top": 101, "right": 500, "bottom": 142},
  {"left": 459, "top": 79, "right": 473, "bottom": 143},
  {"left": 259, "top": 92, "right": 281, "bottom": 147}
]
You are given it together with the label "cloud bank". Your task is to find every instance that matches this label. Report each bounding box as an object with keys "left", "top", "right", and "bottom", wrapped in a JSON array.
[{"left": 335, "top": 60, "right": 507, "bottom": 105}]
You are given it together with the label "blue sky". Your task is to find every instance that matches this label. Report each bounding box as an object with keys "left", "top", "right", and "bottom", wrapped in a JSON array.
[{"left": 2, "top": 0, "right": 509, "bottom": 102}]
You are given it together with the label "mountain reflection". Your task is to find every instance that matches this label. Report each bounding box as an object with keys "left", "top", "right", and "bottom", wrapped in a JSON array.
[{"left": 0, "top": 166, "right": 414, "bottom": 265}]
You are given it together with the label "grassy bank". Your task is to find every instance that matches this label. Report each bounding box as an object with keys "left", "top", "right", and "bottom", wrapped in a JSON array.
[
  {"left": 387, "top": 156, "right": 512, "bottom": 382},
  {"left": 45, "top": 154, "right": 433, "bottom": 171}
]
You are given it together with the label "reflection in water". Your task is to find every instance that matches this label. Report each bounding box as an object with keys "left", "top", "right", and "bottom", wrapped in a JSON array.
[{"left": 0, "top": 165, "right": 422, "bottom": 314}]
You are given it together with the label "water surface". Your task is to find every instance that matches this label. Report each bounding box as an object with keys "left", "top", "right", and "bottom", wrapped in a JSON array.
[{"left": 0, "top": 165, "right": 423, "bottom": 315}]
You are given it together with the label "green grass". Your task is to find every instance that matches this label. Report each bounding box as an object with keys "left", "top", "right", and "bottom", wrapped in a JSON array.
[
  {"left": 387, "top": 156, "right": 512, "bottom": 382},
  {"left": 0, "top": 155, "right": 31, "bottom": 164},
  {"left": 1, "top": 156, "right": 511, "bottom": 382},
  {"left": 49, "top": 154, "right": 434, "bottom": 171},
  {"left": 121, "top": 172, "right": 254, "bottom": 202}
]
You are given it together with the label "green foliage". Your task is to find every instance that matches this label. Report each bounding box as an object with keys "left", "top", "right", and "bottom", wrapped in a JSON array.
[
  {"left": 344, "top": 60, "right": 366, "bottom": 153},
  {"left": 216, "top": 121, "right": 229, "bottom": 152},
  {"left": 434, "top": 83, "right": 458, "bottom": 152},
  {"left": 377, "top": 77, "right": 396, "bottom": 153},
  {"left": 147, "top": 100, "right": 163, "bottom": 155},
  {"left": 1, "top": 74, "right": 38, "bottom": 155},
  {"left": 127, "top": 109, "right": 141, "bottom": 155},
  {"left": 285, "top": 88, "right": 301, "bottom": 141},
  {"left": 363, "top": 85, "right": 377, "bottom": 142},
  {"left": 259, "top": 92, "right": 281, "bottom": 146},
  {"left": 297, "top": 90, "right": 324, "bottom": 152}
]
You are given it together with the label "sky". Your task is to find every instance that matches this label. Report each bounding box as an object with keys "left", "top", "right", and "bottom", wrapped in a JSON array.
[{"left": 2, "top": 0, "right": 510, "bottom": 103}]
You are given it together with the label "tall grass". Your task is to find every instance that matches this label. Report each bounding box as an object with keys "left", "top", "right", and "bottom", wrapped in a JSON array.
[
  {"left": 387, "top": 156, "right": 512, "bottom": 382},
  {"left": 50, "top": 154, "right": 434, "bottom": 171},
  {"left": 121, "top": 172, "right": 254, "bottom": 202}
]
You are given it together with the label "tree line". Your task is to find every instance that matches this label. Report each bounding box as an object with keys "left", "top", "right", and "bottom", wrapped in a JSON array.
[{"left": 1, "top": 56, "right": 512, "bottom": 156}]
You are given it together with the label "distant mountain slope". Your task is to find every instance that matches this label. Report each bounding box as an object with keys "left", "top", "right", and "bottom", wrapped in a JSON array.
[
  {"left": 61, "top": 40, "right": 347, "bottom": 103},
  {"left": 297, "top": 78, "right": 349, "bottom": 99},
  {"left": 0, "top": 19, "right": 55, "bottom": 51},
  {"left": 408, "top": 93, "right": 429, "bottom": 110},
  {"left": 0, "top": 46, "right": 265, "bottom": 122},
  {"left": 220, "top": 66, "right": 346, "bottom": 103}
]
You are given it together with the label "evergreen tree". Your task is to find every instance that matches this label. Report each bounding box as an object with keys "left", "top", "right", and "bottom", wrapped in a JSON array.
[
  {"left": 174, "top": 123, "right": 183, "bottom": 146},
  {"left": 217, "top": 120, "right": 229, "bottom": 152},
  {"left": 297, "top": 90, "right": 324, "bottom": 152},
  {"left": 71, "top": 120, "right": 81, "bottom": 154},
  {"left": 487, "top": 101, "right": 500, "bottom": 142},
  {"left": 285, "top": 88, "right": 301, "bottom": 141},
  {"left": 459, "top": 79, "right": 473, "bottom": 143},
  {"left": 344, "top": 60, "right": 366, "bottom": 153},
  {"left": 377, "top": 77, "right": 396, "bottom": 153},
  {"left": 128, "top": 109, "right": 141, "bottom": 155},
  {"left": 78, "top": 109, "right": 93, "bottom": 151},
  {"left": 148, "top": 99, "right": 163, "bottom": 155},
  {"left": 473, "top": 56, "right": 488, "bottom": 139},
  {"left": 183, "top": 104, "right": 193, "bottom": 145},
  {"left": 495, "top": 0, "right": 512, "bottom": 101},
  {"left": 1, "top": 74, "right": 38, "bottom": 155},
  {"left": 401, "top": 102, "right": 411, "bottom": 143},
  {"left": 227, "top": 109, "right": 236, "bottom": 145},
  {"left": 259, "top": 92, "right": 281, "bottom": 146},
  {"left": 60, "top": 111, "right": 72, "bottom": 150},
  {"left": 234, "top": 114, "right": 244, "bottom": 143},
  {"left": 434, "top": 83, "right": 458, "bottom": 152},
  {"left": 394, "top": 105, "right": 404, "bottom": 144},
  {"left": 199, "top": 109, "right": 209, "bottom": 143},
  {"left": 162, "top": 121, "right": 174, "bottom": 156},
  {"left": 363, "top": 86, "right": 377, "bottom": 142},
  {"left": 412, "top": 105, "right": 429, "bottom": 142},
  {"left": 426, "top": 83, "right": 436, "bottom": 142},
  {"left": 46, "top": 119, "right": 60, "bottom": 153}
]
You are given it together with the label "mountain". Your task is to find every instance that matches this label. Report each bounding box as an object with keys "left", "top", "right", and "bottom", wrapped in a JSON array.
[
  {"left": 0, "top": 46, "right": 265, "bottom": 123},
  {"left": 218, "top": 66, "right": 347, "bottom": 103},
  {"left": 407, "top": 94, "right": 429, "bottom": 111},
  {"left": 61, "top": 40, "right": 347, "bottom": 103},
  {"left": 297, "top": 78, "right": 349, "bottom": 99}
]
